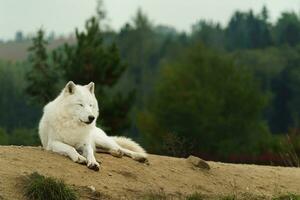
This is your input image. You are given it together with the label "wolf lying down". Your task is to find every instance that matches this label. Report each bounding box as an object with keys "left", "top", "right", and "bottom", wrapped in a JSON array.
[{"left": 39, "top": 81, "right": 147, "bottom": 171}]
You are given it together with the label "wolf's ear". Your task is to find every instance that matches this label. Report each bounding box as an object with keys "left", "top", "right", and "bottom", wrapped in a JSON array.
[
  {"left": 86, "top": 82, "right": 95, "bottom": 94},
  {"left": 65, "top": 81, "right": 76, "bottom": 94}
]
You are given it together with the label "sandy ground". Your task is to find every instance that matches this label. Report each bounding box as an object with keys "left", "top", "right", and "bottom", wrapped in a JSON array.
[{"left": 0, "top": 146, "right": 300, "bottom": 200}]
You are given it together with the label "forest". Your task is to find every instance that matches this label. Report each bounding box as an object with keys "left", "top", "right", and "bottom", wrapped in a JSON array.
[{"left": 1, "top": 5, "right": 300, "bottom": 166}]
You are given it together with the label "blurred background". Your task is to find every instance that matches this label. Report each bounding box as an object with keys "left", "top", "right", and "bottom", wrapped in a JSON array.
[{"left": 1, "top": 0, "right": 300, "bottom": 166}]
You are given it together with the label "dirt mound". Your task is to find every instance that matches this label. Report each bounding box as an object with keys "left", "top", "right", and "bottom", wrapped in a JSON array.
[{"left": 0, "top": 146, "right": 299, "bottom": 199}]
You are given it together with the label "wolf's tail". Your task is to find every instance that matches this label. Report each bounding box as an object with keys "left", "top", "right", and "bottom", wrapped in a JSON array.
[{"left": 111, "top": 136, "right": 147, "bottom": 156}]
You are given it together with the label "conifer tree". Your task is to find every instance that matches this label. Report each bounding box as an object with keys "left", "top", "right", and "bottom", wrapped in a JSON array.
[
  {"left": 26, "top": 29, "right": 59, "bottom": 105},
  {"left": 57, "top": 16, "right": 133, "bottom": 134}
]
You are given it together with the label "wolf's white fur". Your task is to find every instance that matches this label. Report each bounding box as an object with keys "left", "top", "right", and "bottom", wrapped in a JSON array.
[{"left": 39, "top": 81, "right": 147, "bottom": 170}]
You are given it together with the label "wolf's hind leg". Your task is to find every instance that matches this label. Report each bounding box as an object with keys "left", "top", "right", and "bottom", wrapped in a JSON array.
[
  {"left": 48, "top": 141, "right": 87, "bottom": 164},
  {"left": 93, "top": 132, "right": 124, "bottom": 158},
  {"left": 93, "top": 132, "right": 146, "bottom": 162},
  {"left": 96, "top": 147, "right": 123, "bottom": 158},
  {"left": 118, "top": 147, "right": 148, "bottom": 162}
]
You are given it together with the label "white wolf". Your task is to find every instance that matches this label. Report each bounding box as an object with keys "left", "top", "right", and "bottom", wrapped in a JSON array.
[{"left": 39, "top": 81, "right": 147, "bottom": 171}]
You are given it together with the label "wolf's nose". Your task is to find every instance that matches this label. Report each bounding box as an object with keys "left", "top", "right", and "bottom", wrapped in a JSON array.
[{"left": 88, "top": 115, "right": 95, "bottom": 122}]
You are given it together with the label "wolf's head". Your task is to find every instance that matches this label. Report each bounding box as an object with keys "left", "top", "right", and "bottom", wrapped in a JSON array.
[{"left": 60, "top": 81, "right": 99, "bottom": 126}]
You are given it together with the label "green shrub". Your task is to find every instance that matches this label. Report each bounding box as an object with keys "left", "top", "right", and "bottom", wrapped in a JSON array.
[{"left": 23, "top": 172, "right": 78, "bottom": 200}]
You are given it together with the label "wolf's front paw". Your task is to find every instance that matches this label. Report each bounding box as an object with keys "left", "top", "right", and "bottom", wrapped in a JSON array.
[
  {"left": 77, "top": 155, "right": 87, "bottom": 164},
  {"left": 87, "top": 160, "right": 100, "bottom": 171},
  {"left": 72, "top": 154, "right": 87, "bottom": 164},
  {"left": 110, "top": 149, "right": 124, "bottom": 158}
]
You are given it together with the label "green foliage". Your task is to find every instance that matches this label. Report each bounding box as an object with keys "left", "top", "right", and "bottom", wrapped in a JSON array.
[
  {"left": 192, "top": 8, "right": 300, "bottom": 50},
  {"left": 225, "top": 8, "right": 272, "bottom": 50},
  {"left": 0, "top": 127, "right": 8, "bottom": 145},
  {"left": 186, "top": 193, "right": 205, "bottom": 200},
  {"left": 232, "top": 46, "right": 300, "bottom": 134},
  {"left": 0, "top": 60, "right": 40, "bottom": 130},
  {"left": 116, "top": 8, "right": 179, "bottom": 105},
  {"left": 9, "top": 128, "right": 40, "bottom": 146},
  {"left": 142, "top": 192, "right": 167, "bottom": 200},
  {"left": 219, "top": 196, "right": 236, "bottom": 200},
  {"left": 274, "top": 12, "right": 300, "bottom": 46},
  {"left": 0, "top": 127, "right": 39, "bottom": 146},
  {"left": 117, "top": 11, "right": 154, "bottom": 96},
  {"left": 273, "top": 194, "right": 300, "bottom": 200},
  {"left": 115, "top": 9, "right": 188, "bottom": 137},
  {"left": 54, "top": 16, "right": 133, "bottom": 134},
  {"left": 23, "top": 172, "right": 78, "bottom": 200},
  {"left": 61, "top": 17, "right": 125, "bottom": 87},
  {"left": 138, "top": 43, "right": 270, "bottom": 157},
  {"left": 26, "top": 29, "right": 60, "bottom": 105},
  {"left": 192, "top": 20, "right": 225, "bottom": 50}
]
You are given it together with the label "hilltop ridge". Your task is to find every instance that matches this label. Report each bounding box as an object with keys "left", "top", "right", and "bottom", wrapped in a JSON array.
[{"left": 0, "top": 146, "right": 300, "bottom": 199}]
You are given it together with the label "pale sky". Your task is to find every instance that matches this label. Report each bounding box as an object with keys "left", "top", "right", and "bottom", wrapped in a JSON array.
[{"left": 0, "top": 0, "right": 300, "bottom": 40}]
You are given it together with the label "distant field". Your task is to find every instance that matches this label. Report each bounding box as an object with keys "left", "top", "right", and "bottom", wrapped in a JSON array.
[{"left": 0, "top": 38, "right": 75, "bottom": 62}]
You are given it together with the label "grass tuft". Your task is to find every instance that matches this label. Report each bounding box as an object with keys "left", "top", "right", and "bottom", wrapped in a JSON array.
[
  {"left": 273, "top": 194, "right": 300, "bottom": 200},
  {"left": 23, "top": 172, "right": 78, "bottom": 200},
  {"left": 186, "top": 193, "right": 205, "bottom": 200},
  {"left": 219, "top": 196, "right": 236, "bottom": 200},
  {"left": 142, "top": 193, "right": 167, "bottom": 200}
]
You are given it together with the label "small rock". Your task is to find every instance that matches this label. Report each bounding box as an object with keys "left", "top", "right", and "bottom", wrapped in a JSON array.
[
  {"left": 87, "top": 185, "right": 96, "bottom": 192},
  {"left": 108, "top": 172, "right": 112, "bottom": 176},
  {"left": 187, "top": 155, "right": 210, "bottom": 170}
]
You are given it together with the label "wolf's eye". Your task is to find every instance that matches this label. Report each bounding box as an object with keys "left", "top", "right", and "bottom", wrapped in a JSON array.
[
  {"left": 90, "top": 104, "right": 93, "bottom": 107},
  {"left": 78, "top": 103, "right": 83, "bottom": 107}
]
